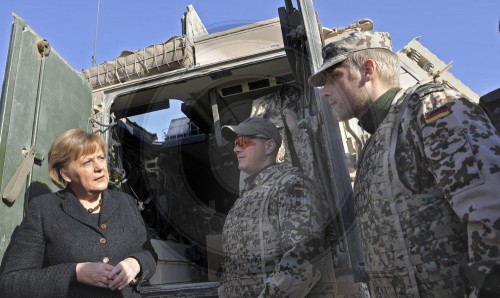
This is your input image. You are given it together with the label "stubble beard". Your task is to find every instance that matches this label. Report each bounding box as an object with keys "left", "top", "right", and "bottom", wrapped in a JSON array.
[{"left": 335, "top": 85, "right": 370, "bottom": 122}]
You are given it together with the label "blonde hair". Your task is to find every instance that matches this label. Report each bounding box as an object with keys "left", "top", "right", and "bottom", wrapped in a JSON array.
[
  {"left": 48, "top": 129, "right": 106, "bottom": 189},
  {"left": 343, "top": 48, "right": 400, "bottom": 88}
]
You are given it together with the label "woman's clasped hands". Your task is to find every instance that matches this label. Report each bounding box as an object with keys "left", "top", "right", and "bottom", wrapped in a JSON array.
[{"left": 76, "top": 257, "right": 140, "bottom": 291}]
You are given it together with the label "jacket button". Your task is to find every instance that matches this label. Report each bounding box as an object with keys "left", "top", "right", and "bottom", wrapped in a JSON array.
[
  {"left": 102, "top": 256, "right": 109, "bottom": 263},
  {"left": 99, "top": 237, "right": 107, "bottom": 244},
  {"left": 100, "top": 223, "right": 107, "bottom": 229}
]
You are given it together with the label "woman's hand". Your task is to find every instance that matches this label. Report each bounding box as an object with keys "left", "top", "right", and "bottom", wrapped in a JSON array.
[
  {"left": 107, "top": 257, "right": 141, "bottom": 291},
  {"left": 76, "top": 262, "right": 114, "bottom": 288}
]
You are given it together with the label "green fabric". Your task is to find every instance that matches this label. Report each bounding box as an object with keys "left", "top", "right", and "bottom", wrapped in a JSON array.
[{"left": 359, "top": 87, "right": 400, "bottom": 134}]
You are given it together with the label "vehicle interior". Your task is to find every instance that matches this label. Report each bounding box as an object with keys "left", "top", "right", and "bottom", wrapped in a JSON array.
[{"left": 105, "top": 62, "right": 298, "bottom": 284}]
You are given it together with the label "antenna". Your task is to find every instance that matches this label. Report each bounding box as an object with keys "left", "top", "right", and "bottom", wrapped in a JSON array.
[{"left": 92, "top": 0, "right": 101, "bottom": 66}]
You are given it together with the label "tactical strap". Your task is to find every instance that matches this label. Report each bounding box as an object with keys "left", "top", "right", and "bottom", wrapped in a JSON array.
[
  {"left": 384, "top": 82, "right": 445, "bottom": 297},
  {"left": 210, "top": 89, "right": 223, "bottom": 147},
  {"left": 279, "top": 87, "right": 303, "bottom": 172},
  {"left": 258, "top": 169, "right": 297, "bottom": 279},
  {"left": 3, "top": 147, "right": 37, "bottom": 203},
  {"left": 387, "top": 85, "right": 424, "bottom": 297}
]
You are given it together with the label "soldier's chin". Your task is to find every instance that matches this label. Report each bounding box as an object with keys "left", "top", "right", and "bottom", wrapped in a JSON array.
[{"left": 237, "top": 163, "right": 246, "bottom": 172}]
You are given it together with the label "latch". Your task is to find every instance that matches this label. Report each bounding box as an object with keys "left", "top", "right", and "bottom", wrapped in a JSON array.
[{"left": 22, "top": 147, "right": 45, "bottom": 165}]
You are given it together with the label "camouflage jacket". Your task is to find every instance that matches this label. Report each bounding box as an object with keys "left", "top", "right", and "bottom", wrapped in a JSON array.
[
  {"left": 219, "top": 164, "right": 335, "bottom": 297},
  {"left": 354, "top": 83, "right": 500, "bottom": 297}
]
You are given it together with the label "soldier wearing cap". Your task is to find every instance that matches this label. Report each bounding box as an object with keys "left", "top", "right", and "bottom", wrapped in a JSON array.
[
  {"left": 309, "top": 29, "right": 500, "bottom": 297},
  {"left": 218, "top": 117, "right": 335, "bottom": 297}
]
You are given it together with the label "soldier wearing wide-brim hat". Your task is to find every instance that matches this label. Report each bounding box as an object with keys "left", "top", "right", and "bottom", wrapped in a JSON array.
[{"left": 309, "top": 29, "right": 500, "bottom": 297}]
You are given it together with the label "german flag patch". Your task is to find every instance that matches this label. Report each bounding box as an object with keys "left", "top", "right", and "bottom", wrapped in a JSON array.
[{"left": 424, "top": 106, "right": 449, "bottom": 124}]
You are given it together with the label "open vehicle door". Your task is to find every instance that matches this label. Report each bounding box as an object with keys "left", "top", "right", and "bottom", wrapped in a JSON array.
[{"left": 0, "top": 15, "right": 92, "bottom": 259}]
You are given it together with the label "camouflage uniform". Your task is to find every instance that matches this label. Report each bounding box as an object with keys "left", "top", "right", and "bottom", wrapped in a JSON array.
[
  {"left": 219, "top": 164, "right": 336, "bottom": 297},
  {"left": 354, "top": 83, "right": 500, "bottom": 297}
]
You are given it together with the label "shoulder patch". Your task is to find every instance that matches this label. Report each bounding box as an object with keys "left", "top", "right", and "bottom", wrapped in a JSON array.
[{"left": 424, "top": 105, "right": 449, "bottom": 123}]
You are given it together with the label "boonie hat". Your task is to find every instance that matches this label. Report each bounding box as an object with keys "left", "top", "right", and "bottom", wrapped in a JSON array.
[
  {"left": 222, "top": 117, "right": 282, "bottom": 148},
  {"left": 308, "top": 30, "right": 392, "bottom": 87}
]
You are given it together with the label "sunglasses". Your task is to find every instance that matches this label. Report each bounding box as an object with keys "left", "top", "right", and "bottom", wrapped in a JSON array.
[{"left": 234, "top": 135, "right": 270, "bottom": 149}]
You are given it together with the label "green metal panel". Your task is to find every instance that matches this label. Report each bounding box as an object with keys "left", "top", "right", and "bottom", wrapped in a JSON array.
[{"left": 0, "top": 15, "right": 92, "bottom": 260}]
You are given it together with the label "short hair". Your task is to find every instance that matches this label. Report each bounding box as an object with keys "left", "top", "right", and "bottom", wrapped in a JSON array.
[
  {"left": 343, "top": 48, "right": 400, "bottom": 88},
  {"left": 48, "top": 129, "right": 106, "bottom": 189}
]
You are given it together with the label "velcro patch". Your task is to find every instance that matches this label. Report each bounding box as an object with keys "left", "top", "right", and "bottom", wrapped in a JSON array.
[{"left": 424, "top": 106, "right": 449, "bottom": 123}]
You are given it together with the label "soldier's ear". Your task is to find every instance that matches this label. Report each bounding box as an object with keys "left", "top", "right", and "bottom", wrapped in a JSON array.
[
  {"left": 362, "top": 59, "right": 376, "bottom": 82},
  {"left": 265, "top": 139, "right": 276, "bottom": 155}
]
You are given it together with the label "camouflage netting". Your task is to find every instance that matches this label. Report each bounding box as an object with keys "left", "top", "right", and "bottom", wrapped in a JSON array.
[{"left": 82, "top": 36, "right": 194, "bottom": 89}]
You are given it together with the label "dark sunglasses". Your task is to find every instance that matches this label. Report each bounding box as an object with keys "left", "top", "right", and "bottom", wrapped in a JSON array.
[{"left": 234, "top": 135, "right": 270, "bottom": 149}]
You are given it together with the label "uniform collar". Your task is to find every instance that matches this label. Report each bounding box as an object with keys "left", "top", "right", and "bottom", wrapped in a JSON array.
[
  {"left": 242, "top": 164, "right": 285, "bottom": 193},
  {"left": 359, "top": 87, "right": 400, "bottom": 134},
  {"left": 240, "top": 163, "right": 295, "bottom": 194}
]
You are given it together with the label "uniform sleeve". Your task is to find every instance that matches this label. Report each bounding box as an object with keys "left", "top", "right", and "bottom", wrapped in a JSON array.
[
  {"left": 415, "top": 88, "right": 500, "bottom": 295},
  {"left": 0, "top": 200, "right": 77, "bottom": 298},
  {"left": 259, "top": 175, "right": 329, "bottom": 297}
]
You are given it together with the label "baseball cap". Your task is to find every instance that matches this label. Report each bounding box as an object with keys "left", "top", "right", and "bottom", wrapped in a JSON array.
[
  {"left": 222, "top": 117, "right": 282, "bottom": 148},
  {"left": 308, "top": 30, "right": 393, "bottom": 87}
]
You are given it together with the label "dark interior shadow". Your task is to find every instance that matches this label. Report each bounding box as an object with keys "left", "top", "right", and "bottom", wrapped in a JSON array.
[
  {"left": 2, "top": 181, "right": 53, "bottom": 207},
  {"left": 25, "top": 181, "right": 53, "bottom": 205},
  {"left": 1, "top": 198, "right": 14, "bottom": 207}
]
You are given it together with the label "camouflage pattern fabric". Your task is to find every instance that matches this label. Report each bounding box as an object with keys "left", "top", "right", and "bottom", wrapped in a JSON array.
[
  {"left": 251, "top": 93, "right": 289, "bottom": 165},
  {"left": 354, "top": 82, "right": 500, "bottom": 297},
  {"left": 250, "top": 90, "right": 317, "bottom": 180},
  {"left": 219, "top": 164, "right": 336, "bottom": 297},
  {"left": 309, "top": 30, "right": 392, "bottom": 87}
]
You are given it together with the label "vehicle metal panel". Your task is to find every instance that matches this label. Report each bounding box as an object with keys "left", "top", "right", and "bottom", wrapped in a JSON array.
[{"left": 0, "top": 15, "right": 92, "bottom": 259}]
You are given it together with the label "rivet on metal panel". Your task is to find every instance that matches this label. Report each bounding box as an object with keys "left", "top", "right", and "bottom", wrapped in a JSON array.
[
  {"left": 22, "top": 147, "right": 44, "bottom": 164},
  {"left": 21, "top": 147, "right": 29, "bottom": 157},
  {"left": 37, "top": 39, "right": 51, "bottom": 57},
  {"left": 21, "top": 146, "right": 37, "bottom": 158}
]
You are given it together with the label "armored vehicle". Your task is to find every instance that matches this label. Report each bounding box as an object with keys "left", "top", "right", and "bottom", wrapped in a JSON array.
[{"left": 0, "top": 1, "right": 478, "bottom": 296}]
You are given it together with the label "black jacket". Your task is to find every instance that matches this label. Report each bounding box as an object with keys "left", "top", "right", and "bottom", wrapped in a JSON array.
[{"left": 0, "top": 188, "right": 157, "bottom": 297}]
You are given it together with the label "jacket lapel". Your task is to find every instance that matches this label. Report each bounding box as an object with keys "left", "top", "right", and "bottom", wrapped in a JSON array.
[
  {"left": 58, "top": 188, "right": 119, "bottom": 228},
  {"left": 58, "top": 188, "right": 96, "bottom": 227},
  {"left": 98, "top": 190, "right": 118, "bottom": 224}
]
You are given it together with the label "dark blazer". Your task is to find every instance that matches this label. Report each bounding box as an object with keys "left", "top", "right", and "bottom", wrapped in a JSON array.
[{"left": 0, "top": 188, "right": 157, "bottom": 298}]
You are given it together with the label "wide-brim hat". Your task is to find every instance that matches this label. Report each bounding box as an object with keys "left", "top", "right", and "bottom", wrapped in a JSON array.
[
  {"left": 308, "top": 30, "right": 392, "bottom": 87},
  {"left": 222, "top": 117, "right": 282, "bottom": 148}
]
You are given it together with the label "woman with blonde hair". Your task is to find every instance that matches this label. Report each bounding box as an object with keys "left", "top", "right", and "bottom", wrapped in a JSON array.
[{"left": 0, "top": 129, "right": 157, "bottom": 297}]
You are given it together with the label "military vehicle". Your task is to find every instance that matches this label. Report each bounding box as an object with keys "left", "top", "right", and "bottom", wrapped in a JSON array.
[{"left": 0, "top": 0, "right": 478, "bottom": 296}]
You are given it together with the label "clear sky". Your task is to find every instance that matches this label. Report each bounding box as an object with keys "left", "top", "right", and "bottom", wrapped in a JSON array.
[{"left": 1, "top": 0, "right": 498, "bottom": 139}]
